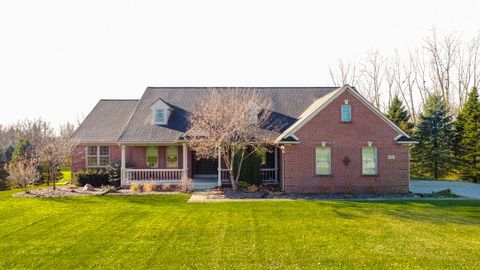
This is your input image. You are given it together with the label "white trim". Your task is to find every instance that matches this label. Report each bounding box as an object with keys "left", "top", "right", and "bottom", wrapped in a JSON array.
[
  {"left": 396, "top": 141, "right": 419, "bottom": 144},
  {"left": 121, "top": 145, "right": 126, "bottom": 186},
  {"left": 85, "top": 145, "right": 110, "bottom": 168},
  {"left": 362, "top": 146, "right": 378, "bottom": 176},
  {"left": 182, "top": 143, "right": 188, "bottom": 178},
  {"left": 146, "top": 146, "right": 159, "bottom": 168},
  {"left": 275, "top": 85, "right": 410, "bottom": 142},
  {"left": 315, "top": 146, "right": 331, "bottom": 175},
  {"left": 166, "top": 146, "right": 179, "bottom": 168}
]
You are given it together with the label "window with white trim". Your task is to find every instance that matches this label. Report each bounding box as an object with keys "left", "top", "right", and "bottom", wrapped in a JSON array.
[
  {"left": 166, "top": 146, "right": 178, "bottom": 168},
  {"left": 341, "top": 104, "right": 351, "bottom": 122},
  {"left": 146, "top": 146, "right": 158, "bottom": 168},
  {"left": 155, "top": 109, "right": 166, "bottom": 124},
  {"left": 86, "top": 146, "right": 110, "bottom": 168},
  {"left": 362, "top": 147, "right": 377, "bottom": 175},
  {"left": 315, "top": 146, "right": 331, "bottom": 175}
]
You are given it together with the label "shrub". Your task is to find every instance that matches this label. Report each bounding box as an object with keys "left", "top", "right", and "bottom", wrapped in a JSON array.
[
  {"left": 346, "top": 184, "right": 356, "bottom": 194},
  {"left": 76, "top": 170, "right": 110, "bottom": 187},
  {"left": 5, "top": 157, "right": 40, "bottom": 191},
  {"left": 130, "top": 183, "right": 142, "bottom": 192},
  {"left": 143, "top": 183, "right": 155, "bottom": 192},
  {"left": 366, "top": 186, "right": 379, "bottom": 194},
  {"left": 234, "top": 149, "right": 263, "bottom": 186},
  {"left": 177, "top": 176, "right": 192, "bottom": 193},
  {"left": 105, "top": 160, "right": 135, "bottom": 187},
  {"left": 237, "top": 181, "right": 250, "bottom": 190},
  {"left": 161, "top": 184, "right": 171, "bottom": 191}
]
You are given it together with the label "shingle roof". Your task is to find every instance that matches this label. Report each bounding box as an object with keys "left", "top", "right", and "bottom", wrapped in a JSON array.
[
  {"left": 71, "top": 99, "right": 138, "bottom": 143},
  {"left": 117, "top": 87, "right": 339, "bottom": 143}
]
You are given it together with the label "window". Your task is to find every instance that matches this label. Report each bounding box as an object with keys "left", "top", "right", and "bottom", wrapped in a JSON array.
[
  {"left": 146, "top": 146, "right": 158, "bottom": 168},
  {"left": 315, "top": 147, "right": 331, "bottom": 175},
  {"left": 166, "top": 146, "right": 178, "bottom": 168},
  {"left": 362, "top": 147, "right": 377, "bottom": 175},
  {"left": 86, "top": 146, "right": 110, "bottom": 167},
  {"left": 155, "top": 109, "right": 165, "bottom": 124},
  {"left": 341, "top": 104, "right": 351, "bottom": 122}
]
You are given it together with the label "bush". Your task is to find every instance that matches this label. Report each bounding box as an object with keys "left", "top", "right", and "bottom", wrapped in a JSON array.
[
  {"left": 237, "top": 181, "right": 250, "bottom": 190},
  {"left": 143, "top": 183, "right": 155, "bottom": 192},
  {"left": 130, "top": 183, "right": 142, "bottom": 192},
  {"left": 177, "top": 175, "right": 192, "bottom": 193},
  {"left": 161, "top": 184, "right": 171, "bottom": 191},
  {"left": 107, "top": 160, "right": 135, "bottom": 182},
  {"left": 234, "top": 149, "right": 263, "bottom": 186},
  {"left": 76, "top": 170, "right": 110, "bottom": 187}
]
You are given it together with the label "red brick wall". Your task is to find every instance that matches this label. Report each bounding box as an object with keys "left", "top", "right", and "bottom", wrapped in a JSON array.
[
  {"left": 71, "top": 145, "right": 185, "bottom": 172},
  {"left": 283, "top": 90, "right": 410, "bottom": 194}
]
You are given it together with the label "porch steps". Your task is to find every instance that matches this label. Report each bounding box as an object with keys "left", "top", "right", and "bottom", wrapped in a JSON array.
[{"left": 192, "top": 175, "right": 218, "bottom": 191}]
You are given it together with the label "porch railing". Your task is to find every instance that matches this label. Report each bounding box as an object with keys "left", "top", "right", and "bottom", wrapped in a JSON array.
[
  {"left": 125, "top": 169, "right": 183, "bottom": 183},
  {"left": 219, "top": 168, "right": 278, "bottom": 185},
  {"left": 260, "top": 168, "right": 277, "bottom": 184}
]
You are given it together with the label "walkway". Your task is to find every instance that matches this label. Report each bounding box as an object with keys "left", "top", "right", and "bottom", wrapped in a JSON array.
[{"left": 410, "top": 180, "right": 480, "bottom": 199}]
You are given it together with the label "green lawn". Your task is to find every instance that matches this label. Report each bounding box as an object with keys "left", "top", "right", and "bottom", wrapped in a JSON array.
[{"left": 0, "top": 190, "right": 479, "bottom": 269}]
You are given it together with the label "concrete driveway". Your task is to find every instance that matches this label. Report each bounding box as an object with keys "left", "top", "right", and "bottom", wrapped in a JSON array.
[{"left": 410, "top": 180, "right": 480, "bottom": 199}]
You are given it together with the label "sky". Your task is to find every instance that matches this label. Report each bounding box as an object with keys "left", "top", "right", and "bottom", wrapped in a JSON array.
[{"left": 0, "top": 0, "right": 479, "bottom": 128}]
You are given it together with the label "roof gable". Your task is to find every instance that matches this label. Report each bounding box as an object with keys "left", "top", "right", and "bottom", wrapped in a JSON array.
[{"left": 275, "top": 85, "right": 410, "bottom": 142}]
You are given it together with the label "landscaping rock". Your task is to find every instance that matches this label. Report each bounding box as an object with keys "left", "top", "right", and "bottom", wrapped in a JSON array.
[{"left": 82, "top": 184, "right": 95, "bottom": 191}]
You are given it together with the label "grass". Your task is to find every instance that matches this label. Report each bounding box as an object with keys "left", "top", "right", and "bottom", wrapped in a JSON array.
[{"left": 0, "top": 191, "right": 479, "bottom": 269}]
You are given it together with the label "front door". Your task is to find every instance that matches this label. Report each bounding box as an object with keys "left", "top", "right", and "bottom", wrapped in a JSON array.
[{"left": 194, "top": 157, "right": 218, "bottom": 175}]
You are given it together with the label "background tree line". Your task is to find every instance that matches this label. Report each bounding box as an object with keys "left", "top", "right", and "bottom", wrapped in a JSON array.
[
  {"left": 0, "top": 119, "right": 76, "bottom": 190},
  {"left": 331, "top": 30, "right": 480, "bottom": 182}
]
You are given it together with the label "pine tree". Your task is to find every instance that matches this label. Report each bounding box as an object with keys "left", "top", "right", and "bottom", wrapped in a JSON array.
[
  {"left": 387, "top": 95, "right": 413, "bottom": 134},
  {"left": 411, "top": 94, "right": 454, "bottom": 179},
  {"left": 453, "top": 87, "right": 480, "bottom": 182}
]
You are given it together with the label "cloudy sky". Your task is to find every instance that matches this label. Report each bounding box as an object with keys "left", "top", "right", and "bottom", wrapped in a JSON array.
[{"left": 0, "top": 0, "right": 478, "bottom": 127}]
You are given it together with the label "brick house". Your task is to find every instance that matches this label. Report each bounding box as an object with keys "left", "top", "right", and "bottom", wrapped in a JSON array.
[{"left": 71, "top": 85, "right": 416, "bottom": 193}]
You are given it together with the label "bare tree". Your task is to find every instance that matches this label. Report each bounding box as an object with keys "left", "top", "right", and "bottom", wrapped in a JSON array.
[
  {"left": 424, "top": 30, "right": 460, "bottom": 109},
  {"left": 187, "top": 88, "right": 275, "bottom": 190},
  {"left": 329, "top": 59, "right": 359, "bottom": 86},
  {"left": 36, "top": 123, "right": 74, "bottom": 190},
  {"left": 358, "top": 50, "right": 385, "bottom": 109},
  {"left": 6, "top": 157, "right": 40, "bottom": 191}
]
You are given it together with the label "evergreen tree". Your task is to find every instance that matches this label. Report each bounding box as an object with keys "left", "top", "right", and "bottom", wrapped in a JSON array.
[
  {"left": 411, "top": 94, "right": 454, "bottom": 179},
  {"left": 387, "top": 95, "right": 413, "bottom": 134},
  {"left": 453, "top": 87, "right": 480, "bottom": 182},
  {"left": 12, "top": 138, "right": 34, "bottom": 161}
]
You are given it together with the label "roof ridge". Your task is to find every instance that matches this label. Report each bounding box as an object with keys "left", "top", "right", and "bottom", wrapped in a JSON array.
[
  {"left": 145, "top": 86, "right": 339, "bottom": 89},
  {"left": 100, "top": 99, "right": 139, "bottom": 101}
]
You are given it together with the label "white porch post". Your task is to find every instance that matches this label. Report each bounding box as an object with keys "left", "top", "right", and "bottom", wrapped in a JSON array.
[
  {"left": 274, "top": 146, "right": 278, "bottom": 183},
  {"left": 217, "top": 147, "right": 222, "bottom": 187},
  {"left": 120, "top": 145, "right": 126, "bottom": 186},
  {"left": 182, "top": 143, "right": 188, "bottom": 178}
]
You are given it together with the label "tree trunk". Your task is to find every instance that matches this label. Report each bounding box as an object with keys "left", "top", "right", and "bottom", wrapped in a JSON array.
[{"left": 51, "top": 167, "right": 56, "bottom": 190}]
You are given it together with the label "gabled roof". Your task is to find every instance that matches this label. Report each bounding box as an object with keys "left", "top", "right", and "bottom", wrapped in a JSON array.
[
  {"left": 275, "top": 85, "right": 411, "bottom": 142},
  {"left": 71, "top": 99, "right": 138, "bottom": 143},
  {"left": 116, "top": 87, "right": 338, "bottom": 143},
  {"left": 72, "top": 86, "right": 413, "bottom": 144}
]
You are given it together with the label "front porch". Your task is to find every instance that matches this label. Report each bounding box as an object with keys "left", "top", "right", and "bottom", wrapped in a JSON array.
[{"left": 120, "top": 143, "right": 280, "bottom": 189}]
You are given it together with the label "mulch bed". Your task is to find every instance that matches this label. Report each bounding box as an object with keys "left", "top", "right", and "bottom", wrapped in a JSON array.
[
  {"left": 12, "top": 186, "right": 181, "bottom": 198},
  {"left": 204, "top": 188, "right": 418, "bottom": 200}
]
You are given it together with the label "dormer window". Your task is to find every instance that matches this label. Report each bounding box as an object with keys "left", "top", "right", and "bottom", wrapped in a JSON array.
[
  {"left": 155, "top": 109, "right": 166, "bottom": 124},
  {"left": 150, "top": 98, "right": 171, "bottom": 125}
]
